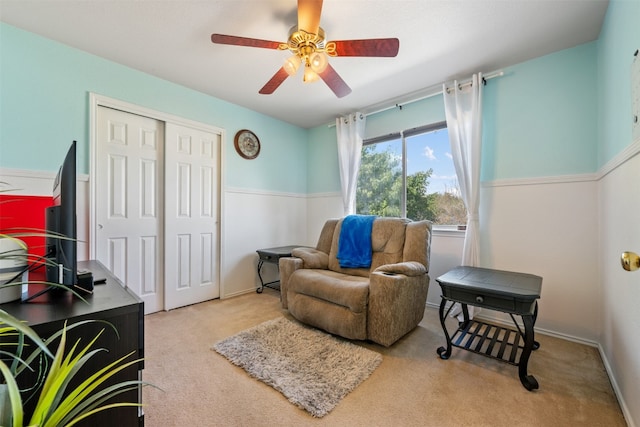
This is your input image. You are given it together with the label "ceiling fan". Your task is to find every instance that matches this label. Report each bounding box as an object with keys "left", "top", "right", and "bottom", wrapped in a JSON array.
[{"left": 211, "top": 0, "right": 399, "bottom": 98}]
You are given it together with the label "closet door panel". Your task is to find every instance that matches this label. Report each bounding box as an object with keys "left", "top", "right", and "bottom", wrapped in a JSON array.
[
  {"left": 164, "top": 123, "right": 221, "bottom": 309},
  {"left": 96, "top": 106, "right": 164, "bottom": 314}
]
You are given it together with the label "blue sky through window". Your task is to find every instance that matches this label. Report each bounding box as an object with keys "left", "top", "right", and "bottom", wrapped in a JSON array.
[{"left": 367, "top": 128, "right": 456, "bottom": 194}]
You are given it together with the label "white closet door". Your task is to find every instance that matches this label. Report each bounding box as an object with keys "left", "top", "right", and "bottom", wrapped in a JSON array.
[
  {"left": 164, "top": 123, "right": 220, "bottom": 309},
  {"left": 96, "top": 106, "right": 164, "bottom": 314}
]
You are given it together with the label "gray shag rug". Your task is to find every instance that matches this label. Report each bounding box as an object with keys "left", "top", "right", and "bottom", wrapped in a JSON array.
[{"left": 212, "top": 317, "right": 382, "bottom": 417}]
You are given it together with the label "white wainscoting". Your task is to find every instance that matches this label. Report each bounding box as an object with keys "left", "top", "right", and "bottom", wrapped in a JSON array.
[
  {"left": 426, "top": 229, "right": 466, "bottom": 307},
  {"left": 221, "top": 188, "right": 308, "bottom": 298},
  {"left": 479, "top": 178, "right": 600, "bottom": 342},
  {"left": 306, "top": 192, "right": 343, "bottom": 240}
]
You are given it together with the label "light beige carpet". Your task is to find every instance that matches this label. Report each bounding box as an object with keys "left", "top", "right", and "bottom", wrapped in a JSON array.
[
  {"left": 213, "top": 317, "right": 382, "bottom": 417},
  {"left": 142, "top": 290, "right": 627, "bottom": 426}
]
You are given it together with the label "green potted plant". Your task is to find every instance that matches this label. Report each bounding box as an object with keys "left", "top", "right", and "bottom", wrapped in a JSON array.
[
  {"left": 0, "top": 313, "right": 149, "bottom": 427},
  {"left": 0, "top": 309, "right": 53, "bottom": 425}
]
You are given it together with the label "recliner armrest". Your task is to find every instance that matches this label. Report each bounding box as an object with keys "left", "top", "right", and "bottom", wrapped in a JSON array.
[
  {"left": 292, "top": 247, "right": 329, "bottom": 270},
  {"left": 368, "top": 266, "right": 430, "bottom": 346},
  {"left": 374, "top": 261, "right": 427, "bottom": 277},
  {"left": 280, "top": 248, "right": 329, "bottom": 309},
  {"left": 279, "top": 256, "right": 303, "bottom": 309}
]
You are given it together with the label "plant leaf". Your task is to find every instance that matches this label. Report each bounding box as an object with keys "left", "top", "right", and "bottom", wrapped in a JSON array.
[
  {"left": 15, "top": 319, "right": 116, "bottom": 378},
  {"left": 0, "top": 310, "right": 52, "bottom": 360},
  {"left": 28, "top": 322, "right": 68, "bottom": 425},
  {"left": 0, "top": 360, "right": 23, "bottom": 427},
  {"left": 45, "top": 351, "right": 140, "bottom": 426},
  {"left": 29, "top": 327, "right": 106, "bottom": 425},
  {"left": 59, "top": 381, "right": 160, "bottom": 426}
]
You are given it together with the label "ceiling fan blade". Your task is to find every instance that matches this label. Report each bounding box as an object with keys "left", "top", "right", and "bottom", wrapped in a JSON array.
[
  {"left": 259, "top": 67, "right": 290, "bottom": 95},
  {"left": 332, "top": 38, "right": 400, "bottom": 57},
  {"left": 298, "top": 0, "right": 323, "bottom": 34},
  {"left": 211, "top": 34, "right": 282, "bottom": 50},
  {"left": 319, "top": 64, "right": 352, "bottom": 98}
]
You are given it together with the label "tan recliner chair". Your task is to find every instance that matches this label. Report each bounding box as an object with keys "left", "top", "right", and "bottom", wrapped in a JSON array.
[{"left": 279, "top": 217, "right": 432, "bottom": 347}]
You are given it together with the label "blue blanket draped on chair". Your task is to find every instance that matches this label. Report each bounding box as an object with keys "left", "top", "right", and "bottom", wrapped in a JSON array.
[{"left": 337, "top": 215, "right": 376, "bottom": 268}]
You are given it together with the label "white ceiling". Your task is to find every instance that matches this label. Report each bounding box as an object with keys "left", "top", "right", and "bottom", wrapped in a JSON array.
[{"left": 0, "top": 0, "right": 609, "bottom": 128}]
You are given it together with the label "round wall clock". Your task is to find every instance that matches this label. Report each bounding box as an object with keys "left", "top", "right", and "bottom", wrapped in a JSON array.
[{"left": 234, "top": 129, "right": 261, "bottom": 159}]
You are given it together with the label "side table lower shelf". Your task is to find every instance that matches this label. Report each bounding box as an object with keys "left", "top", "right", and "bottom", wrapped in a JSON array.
[
  {"left": 440, "top": 318, "right": 540, "bottom": 366},
  {"left": 437, "top": 301, "right": 541, "bottom": 391}
]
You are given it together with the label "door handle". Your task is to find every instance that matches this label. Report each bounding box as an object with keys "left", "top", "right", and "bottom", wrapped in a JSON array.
[{"left": 621, "top": 251, "right": 639, "bottom": 272}]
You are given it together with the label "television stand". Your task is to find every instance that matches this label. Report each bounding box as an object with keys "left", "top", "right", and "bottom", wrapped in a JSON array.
[{"left": 1, "top": 260, "right": 144, "bottom": 426}]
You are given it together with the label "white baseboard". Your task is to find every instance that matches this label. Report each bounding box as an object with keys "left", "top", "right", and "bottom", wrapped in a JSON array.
[
  {"left": 220, "top": 287, "right": 256, "bottom": 300},
  {"left": 596, "top": 342, "right": 636, "bottom": 427}
]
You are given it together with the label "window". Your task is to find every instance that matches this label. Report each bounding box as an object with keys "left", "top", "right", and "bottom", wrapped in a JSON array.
[{"left": 356, "top": 122, "right": 467, "bottom": 226}]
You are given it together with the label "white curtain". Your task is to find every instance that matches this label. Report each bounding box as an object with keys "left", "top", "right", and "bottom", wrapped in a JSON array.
[
  {"left": 443, "top": 73, "right": 483, "bottom": 320},
  {"left": 336, "top": 112, "right": 366, "bottom": 215}
]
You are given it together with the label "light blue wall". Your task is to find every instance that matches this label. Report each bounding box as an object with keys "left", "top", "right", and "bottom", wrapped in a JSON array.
[
  {"left": 482, "top": 42, "right": 598, "bottom": 180},
  {"left": 597, "top": 0, "right": 640, "bottom": 165},
  {"left": 307, "top": 123, "right": 340, "bottom": 194},
  {"left": 0, "top": 23, "right": 308, "bottom": 194},
  {"left": 307, "top": 41, "right": 600, "bottom": 192}
]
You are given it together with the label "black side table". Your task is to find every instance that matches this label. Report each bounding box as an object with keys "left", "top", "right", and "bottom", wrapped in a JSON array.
[
  {"left": 436, "top": 266, "right": 542, "bottom": 391},
  {"left": 256, "top": 245, "right": 304, "bottom": 293}
]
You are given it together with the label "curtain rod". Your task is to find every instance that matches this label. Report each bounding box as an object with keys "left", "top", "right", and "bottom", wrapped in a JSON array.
[
  {"left": 371, "top": 70, "right": 503, "bottom": 116},
  {"left": 328, "top": 69, "right": 504, "bottom": 127}
]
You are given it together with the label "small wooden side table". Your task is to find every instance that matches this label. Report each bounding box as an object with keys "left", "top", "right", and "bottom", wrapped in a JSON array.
[
  {"left": 436, "top": 266, "right": 543, "bottom": 391},
  {"left": 255, "top": 245, "right": 304, "bottom": 293}
]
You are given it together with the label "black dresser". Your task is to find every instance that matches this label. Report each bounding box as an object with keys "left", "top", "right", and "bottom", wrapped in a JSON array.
[{"left": 1, "top": 260, "right": 144, "bottom": 426}]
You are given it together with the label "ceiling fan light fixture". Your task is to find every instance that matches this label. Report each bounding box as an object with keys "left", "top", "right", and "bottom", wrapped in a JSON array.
[
  {"left": 283, "top": 54, "right": 301, "bottom": 76},
  {"left": 287, "top": 26, "right": 326, "bottom": 51},
  {"left": 303, "top": 64, "right": 320, "bottom": 83},
  {"left": 309, "top": 52, "right": 328, "bottom": 73},
  {"left": 211, "top": 0, "right": 399, "bottom": 98}
]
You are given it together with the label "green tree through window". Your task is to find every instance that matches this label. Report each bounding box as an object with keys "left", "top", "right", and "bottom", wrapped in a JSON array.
[
  {"left": 356, "top": 144, "right": 402, "bottom": 217},
  {"left": 406, "top": 170, "right": 438, "bottom": 221}
]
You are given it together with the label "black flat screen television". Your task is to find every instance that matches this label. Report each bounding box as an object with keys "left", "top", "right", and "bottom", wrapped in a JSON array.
[{"left": 44, "top": 141, "right": 78, "bottom": 289}]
